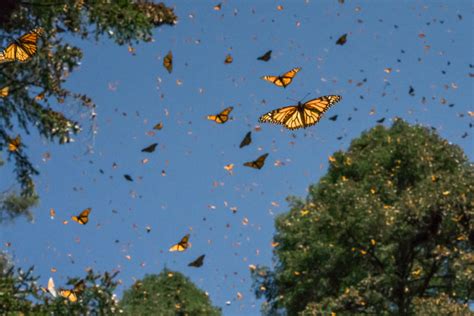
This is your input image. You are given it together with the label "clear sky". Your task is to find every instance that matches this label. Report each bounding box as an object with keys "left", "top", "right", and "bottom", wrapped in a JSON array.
[{"left": 1, "top": 1, "right": 472, "bottom": 315}]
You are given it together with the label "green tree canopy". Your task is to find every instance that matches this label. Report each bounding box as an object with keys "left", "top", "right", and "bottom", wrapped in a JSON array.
[
  {"left": 0, "top": 0, "right": 176, "bottom": 220},
  {"left": 120, "top": 269, "right": 222, "bottom": 315},
  {"left": 0, "top": 262, "right": 120, "bottom": 314},
  {"left": 252, "top": 119, "right": 473, "bottom": 315}
]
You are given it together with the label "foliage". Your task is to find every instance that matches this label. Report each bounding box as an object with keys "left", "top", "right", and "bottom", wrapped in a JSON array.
[
  {"left": 252, "top": 119, "right": 473, "bottom": 315},
  {"left": 0, "top": 189, "right": 38, "bottom": 223},
  {"left": 0, "top": 264, "right": 120, "bottom": 315},
  {"left": 0, "top": 0, "right": 176, "bottom": 199},
  {"left": 120, "top": 269, "right": 222, "bottom": 316}
]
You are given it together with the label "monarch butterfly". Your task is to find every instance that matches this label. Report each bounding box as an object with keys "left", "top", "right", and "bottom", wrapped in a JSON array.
[
  {"left": 261, "top": 67, "right": 301, "bottom": 88},
  {"left": 257, "top": 50, "right": 272, "bottom": 62},
  {"left": 0, "top": 86, "right": 9, "bottom": 98},
  {"left": 163, "top": 51, "right": 173, "bottom": 73},
  {"left": 239, "top": 131, "right": 252, "bottom": 148},
  {"left": 8, "top": 135, "right": 21, "bottom": 152},
  {"left": 169, "top": 234, "right": 190, "bottom": 252},
  {"left": 153, "top": 122, "right": 163, "bottom": 130},
  {"left": 207, "top": 106, "right": 233, "bottom": 124},
  {"left": 124, "top": 174, "right": 133, "bottom": 182},
  {"left": 224, "top": 54, "right": 233, "bottom": 64},
  {"left": 59, "top": 279, "right": 85, "bottom": 303},
  {"left": 336, "top": 33, "right": 347, "bottom": 45},
  {"left": 41, "top": 277, "right": 57, "bottom": 298},
  {"left": 188, "top": 254, "right": 205, "bottom": 267},
  {"left": 71, "top": 208, "right": 91, "bottom": 225},
  {"left": 141, "top": 143, "right": 158, "bottom": 153},
  {"left": 0, "top": 28, "right": 44, "bottom": 63},
  {"left": 259, "top": 95, "right": 342, "bottom": 130},
  {"left": 243, "top": 153, "right": 269, "bottom": 170}
]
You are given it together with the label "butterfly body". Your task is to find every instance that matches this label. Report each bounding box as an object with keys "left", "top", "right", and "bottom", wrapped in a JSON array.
[{"left": 259, "top": 95, "right": 342, "bottom": 130}]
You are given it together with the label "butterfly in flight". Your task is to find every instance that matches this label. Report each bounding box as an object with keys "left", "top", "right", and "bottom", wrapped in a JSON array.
[
  {"left": 7, "top": 135, "right": 21, "bottom": 152},
  {"left": 163, "top": 51, "right": 173, "bottom": 73},
  {"left": 239, "top": 131, "right": 252, "bottom": 148},
  {"left": 124, "top": 174, "right": 133, "bottom": 182},
  {"left": 336, "top": 33, "right": 347, "bottom": 45},
  {"left": 169, "top": 234, "right": 190, "bottom": 252},
  {"left": 259, "top": 95, "right": 342, "bottom": 130},
  {"left": 141, "top": 143, "right": 158, "bottom": 153},
  {"left": 243, "top": 153, "right": 269, "bottom": 170},
  {"left": 41, "top": 277, "right": 57, "bottom": 298},
  {"left": 71, "top": 208, "right": 91, "bottom": 225},
  {"left": 0, "top": 28, "right": 44, "bottom": 63},
  {"left": 257, "top": 50, "right": 272, "bottom": 62},
  {"left": 261, "top": 67, "right": 301, "bottom": 88},
  {"left": 207, "top": 106, "right": 233, "bottom": 124},
  {"left": 188, "top": 254, "right": 205, "bottom": 267},
  {"left": 59, "top": 279, "right": 85, "bottom": 303},
  {"left": 153, "top": 122, "right": 163, "bottom": 130},
  {"left": 224, "top": 54, "right": 233, "bottom": 64},
  {"left": 0, "top": 86, "right": 9, "bottom": 98}
]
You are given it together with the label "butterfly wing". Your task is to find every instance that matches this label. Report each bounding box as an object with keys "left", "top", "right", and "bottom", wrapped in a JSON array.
[
  {"left": 336, "top": 33, "right": 347, "bottom": 45},
  {"left": 208, "top": 106, "right": 233, "bottom": 124},
  {"left": 188, "top": 254, "right": 205, "bottom": 267},
  {"left": 48, "top": 277, "right": 57, "bottom": 297},
  {"left": 153, "top": 122, "right": 163, "bottom": 130},
  {"left": 169, "top": 234, "right": 190, "bottom": 252},
  {"left": 141, "top": 143, "right": 158, "bottom": 153},
  {"left": 244, "top": 153, "right": 269, "bottom": 169},
  {"left": 8, "top": 135, "right": 21, "bottom": 152},
  {"left": 261, "top": 67, "right": 301, "bottom": 88},
  {"left": 163, "top": 51, "right": 173, "bottom": 73},
  {"left": 1, "top": 28, "right": 44, "bottom": 62},
  {"left": 224, "top": 54, "right": 233, "bottom": 64},
  {"left": 259, "top": 105, "right": 298, "bottom": 126},
  {"left": 59, "top": 290, "right": 77, "bottom": 302},
  {"left": 0, "top": 86, "right": 9, "bottom": 98},
  {"left": 257, "top": 50, "right": 272, "bottom": 61},
  {"left": 300, "top": 95, "right": 342, "bottom": 128},
  {"left": 239, "top": 131, "right": 252, "bottom": 148},
  {"left": 71, "top": 208, "right": 91, "bottom": 225}
]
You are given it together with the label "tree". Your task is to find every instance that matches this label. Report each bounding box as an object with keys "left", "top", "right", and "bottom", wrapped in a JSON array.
[
  {"left": 252, "top": 119, "right": 473, "bottom": 315},
  {"left": 120, "top": 269, "right": 222, "bottom": 315},
  {"left": 0, "top": 0, "right": 176, "bottom": 219},
  {"left": 0, "top": 262, "right": 120, "bottom": 314}
]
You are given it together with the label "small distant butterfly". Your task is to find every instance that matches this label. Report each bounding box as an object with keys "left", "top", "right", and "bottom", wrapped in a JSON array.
[
  {"left": 153, "top": 122, "right": 163, "bottom": 130},
  {"left": 336, "top": 33, "right": 347, "bottom": 45},
  {"left": 124, "top": 174, "right": 133, "bottom": 182},
  {"left": 188, "top": 254, "right": 205, "bottom": 267},
  {"left": 224, "top": 54, "right": 233, "bottom": 64},
  {"left": 169, "top": 234, "right": 190, "bottom": 252},
  {"left": 239, "top": 131, "right": 252, "bottom": 148},
  {"left": 0, "top": 86, "right": 9, "bottom": 98},
  {"left": 8, "top": 135, "right": 21, "bottom": 152},
  {"left": 41, "top": 277, "right": 57, "bottom": 298},
  {"left": 259, "top": 95, "right": 342, "bottom": 130},
  {"left": 207, "top": 106, "right": 233, "bottom": 124},
  {"left": 244, "top": 153, "right": 269, "bottom": 170},
  {"left": 328, "top": 114, "right": 338, "bottom": 121},
  {"left": 0, "top": 28, "right": 44, "bottom": 63},
  {"left": 261, "top": 67, "right": 301, "bottom": 88},
  {"left": 59, "top": 279, "right": 85, "bottom": 303},
  {"left": 163, "top": 51, "right": 173, "bottom": 74},
  {"left": 257, "top": 50, "right": 272, "bottom": 62},
  {"left": 71, "top": 208, "right": 91, "bottom": 225},
  {"left": 141, "top": 143, "right": 158, "bottom": 153},
  {"left": 376, "top": 117, "right": 385, "bottom": 123}
]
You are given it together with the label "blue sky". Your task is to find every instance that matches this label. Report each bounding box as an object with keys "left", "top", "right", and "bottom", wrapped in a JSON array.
[{"left": 1, "top": 1, "right": 472, "bottom": 315}]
